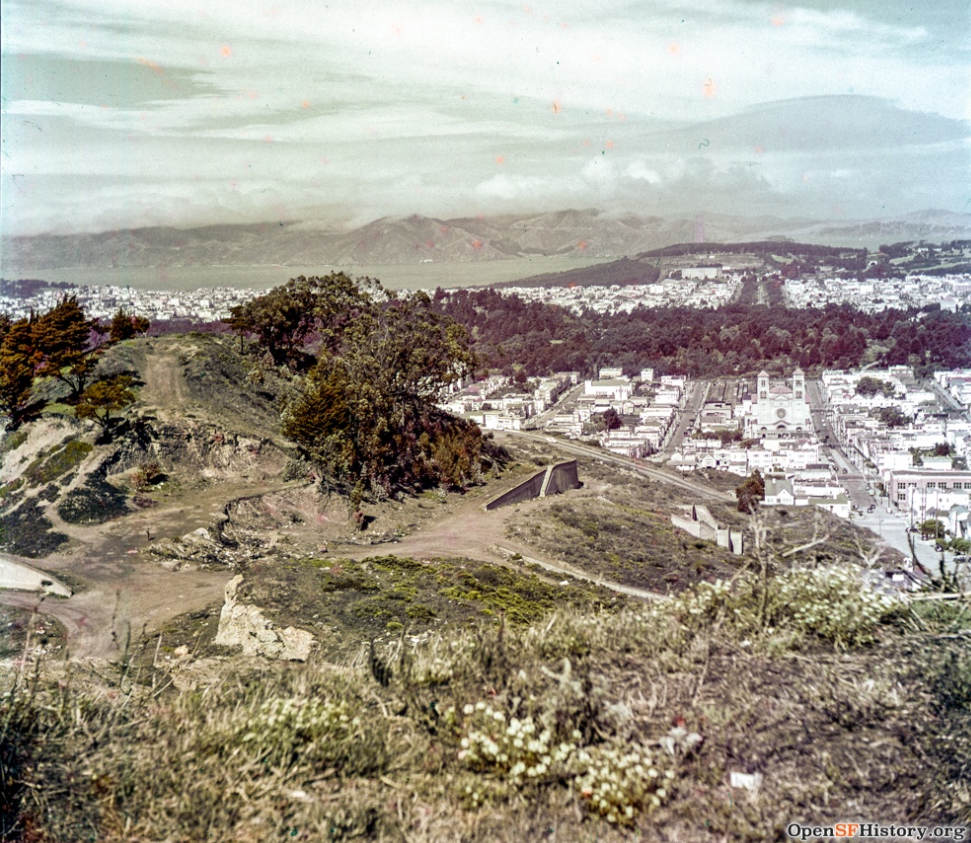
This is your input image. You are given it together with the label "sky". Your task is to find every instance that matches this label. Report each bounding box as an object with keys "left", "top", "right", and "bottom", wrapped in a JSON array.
[{"left": 1, "top": 0, "right": 969, "bottom": 236}]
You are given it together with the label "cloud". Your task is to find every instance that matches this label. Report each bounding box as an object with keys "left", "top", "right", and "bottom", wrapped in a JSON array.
[{"left": 1, "top": 0, "right": 968, "bottom": 236}]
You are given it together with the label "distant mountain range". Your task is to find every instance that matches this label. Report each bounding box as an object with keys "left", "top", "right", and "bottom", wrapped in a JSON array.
[{"left": 3, "top": 209, "right": 969, "bottom": 272}]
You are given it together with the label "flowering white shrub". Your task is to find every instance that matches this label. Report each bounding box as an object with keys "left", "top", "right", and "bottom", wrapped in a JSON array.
[
  {"left": 774, "top": 566, "right": 901, "bottom": 646},
  {"left": 452, "top": 700, "right": 678, "bottom": 824},
  {"left": 573, "top": 744, "right": 675, "bottom": 824},
  {"left": 455, "top": 701, "right": 575, "bottom": 784},
  {"left": 239, "top": 697, "right": 359, "bottom": 755},
  {"left": 659, "top": 565, "right": 901, "bottom": 647}
]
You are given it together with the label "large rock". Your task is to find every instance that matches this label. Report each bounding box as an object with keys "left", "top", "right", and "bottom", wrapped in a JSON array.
[{"left": 214, "top": 574, "right": 314, "bottom": 661}]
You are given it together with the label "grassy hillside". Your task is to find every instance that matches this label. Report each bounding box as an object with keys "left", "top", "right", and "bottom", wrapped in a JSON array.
[
  {"left": 3, "top": 567, "right": 969, "bottom": 841},
  {"left": 2, "top": 334, "right": 969, "bottom": 841}
]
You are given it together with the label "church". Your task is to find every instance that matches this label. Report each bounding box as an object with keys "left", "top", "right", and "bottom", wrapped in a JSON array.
[{"left": 744, "top": 369, "right": 813, "bottom": 438}]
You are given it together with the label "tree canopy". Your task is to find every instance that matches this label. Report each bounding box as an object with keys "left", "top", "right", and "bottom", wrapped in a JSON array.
[
  {"left": 0, "top": 318, "right": 36, "bottom": 426},
  {"left": 75, "top": 375, "right": 137, "bottom": 439},
  {"left": 108, "top": 309, "right": 151, "bottom": 344},
  {"left": 231, "top": 274, "right": 496, "bottom": 497},
  {"left": 32, "top": 296, "right": 103, "bottom": 399},
  {"left": 226, "top": 273, "right": 378, "bottom": 370},
  {"left": 736, "top": 470, "right": 766, "bottom": 513}
]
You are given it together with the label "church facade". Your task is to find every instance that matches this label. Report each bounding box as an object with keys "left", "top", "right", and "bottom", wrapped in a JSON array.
[{"left": 744, "top": 369, "right": 813, "bottom": 438}]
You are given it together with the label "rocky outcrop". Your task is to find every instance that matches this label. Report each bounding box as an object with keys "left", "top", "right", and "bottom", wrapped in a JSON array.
[
  {"left": 214, "top": 574, "right": 314, "bottom": 661},
  {"left": 109, "top": 419, "right": 288, "bottom": 482}
]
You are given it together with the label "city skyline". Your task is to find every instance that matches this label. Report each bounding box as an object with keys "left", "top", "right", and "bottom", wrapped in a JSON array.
[{"left": 1, "top": 0, "right": 969, "bottom": 237}]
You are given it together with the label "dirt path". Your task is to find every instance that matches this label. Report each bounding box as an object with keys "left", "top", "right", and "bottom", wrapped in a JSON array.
[
  {"left": 2, "top": 439, "right": 679, "bottom": 659},
  {"left": 334, "top": 487, "right": 662, "bottom": 600},
  {"left": 141, "top": 349, "right": 190, "bottom": 420},
  {"left": 0, "top": 479, "right": 295, "bottom": 660}
]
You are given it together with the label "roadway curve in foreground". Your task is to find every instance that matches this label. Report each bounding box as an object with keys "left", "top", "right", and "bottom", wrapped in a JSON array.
[{"left": 500, "top": 430, "right": 734, "bottom": 503}]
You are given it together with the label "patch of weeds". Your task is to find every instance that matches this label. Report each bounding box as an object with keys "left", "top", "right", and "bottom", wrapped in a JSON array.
[
  {"left": 0, "top": 429, "right": 28, "bottom": 454},
  {"left": 406, "top": 603, "right": 437, "bottom": 621},
  {"left": 661, "top": 564, "right": 904, "bottom": 649},
  {"left": 929, "top": 649, "right": 971, "bottom": 712},
  {"left": 0, "top": 606, "right": 68, "bottom": 659},
  {"left": 43, "top": 403, "right": 76, "bottom": 417},
  {"left": 0, "top": 499, "right": 69, "bottom": 557},
  {"left": 58, "top": 475, "right": 128, "bottom": 524},
  {"left": 0, "top": 477, "right": 25, "bottom": 502},
  {"left": 23, "top": 440, "right": 93, "bottom": 487}
]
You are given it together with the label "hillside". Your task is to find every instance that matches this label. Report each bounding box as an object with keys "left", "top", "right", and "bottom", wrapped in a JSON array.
[
  {"left": 1, "top": 335, "right": 969, "bottom": 840},
  {"left": 3, "top": 209, "right": 970, "bottom": 271}
]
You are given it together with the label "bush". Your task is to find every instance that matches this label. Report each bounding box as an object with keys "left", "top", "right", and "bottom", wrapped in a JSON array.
[
  {"left": 130, "top": 460, "right": 165, "bottom": 490},
  {"left": 57, "top": 476, "right": 128, "bottom": 524},
  {"left": 662, "top": 565, "right": 902, "bottom": 648},
  {"left": 22, "top": 440, "right": 92, "bottom": 486}
]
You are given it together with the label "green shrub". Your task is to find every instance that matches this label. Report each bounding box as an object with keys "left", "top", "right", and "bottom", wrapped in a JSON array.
[
  {"left": 0, "top": 429, "right": 28, "bottom": 454},
  {"left": 661, "top": 565, "right": 902, "bottom": 648},
  {"left": 23, "top": 440, "right": 92, "bottom": 486}
]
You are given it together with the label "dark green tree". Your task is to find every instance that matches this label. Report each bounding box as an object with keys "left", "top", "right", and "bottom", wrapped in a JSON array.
[
  {"left": 226, "top": 273, "right": 377, "bottom": 369},
  {"left": 76, "top": 375, "right": 136, "bottom": 438},
  {"left": 282, "top": 288, "right": 479, "bottom": 495},
  {"left": 32, "top": 296, "right": 103, "bottom": 399},
  {"left": 108, "top": 309, "right": 150, "bottom": 344},
  {"left": 872, "top": 406, "right": 909, "bottom": 428},
  {"left": 736, "top": 470, "right": 765, "bottom": 513},
  {"left": 918, "top": 519, "right": 946, "bottom": 541}
]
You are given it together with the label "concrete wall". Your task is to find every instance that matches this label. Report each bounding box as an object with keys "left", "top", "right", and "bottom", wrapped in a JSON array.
[
  {"left": 485, "top": 468, "right": 548, "bottom": 511},
  {"left": 672, "top": 505, "right": 744, "bottom": 555},
  {"left": 542, "top": 460, "right": 580, "bottom": 496},
  {"left": 485, "top": 460, "right": 581, "bottom": 511}
]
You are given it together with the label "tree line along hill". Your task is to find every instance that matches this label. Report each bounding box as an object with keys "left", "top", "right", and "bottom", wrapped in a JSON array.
[
  {"left": 4, "top": 272, "right": 971, "bottom": 502},
  {"left": 430, "top": 288, "right": 971, "bottom": 379}
]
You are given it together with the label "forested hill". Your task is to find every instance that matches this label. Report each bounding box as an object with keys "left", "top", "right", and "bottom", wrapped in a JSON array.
[{"left": 434, "top": 288, "right": 971, "bottom": 378}]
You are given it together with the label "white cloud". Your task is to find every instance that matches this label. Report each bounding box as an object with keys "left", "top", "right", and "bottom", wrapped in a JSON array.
[
  {"left": 624, "top": 161, "right": 662, "bottom": 184},
  {"left": 475, "top": 173, "right": 550, "bottom": 200},
  {"left": 1, "top": 0, "right": 968, "bottom": 235}
]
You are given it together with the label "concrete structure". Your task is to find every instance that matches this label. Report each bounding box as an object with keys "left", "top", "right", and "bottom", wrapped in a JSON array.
[
  {"left": 745, "top": 369, "right": 812, "bottom": 439},
  {"left": 584, "top": 379, "right": 633, "bottom": 401},
  {"left": 670, "top": 504, "right": 744, "bottom": 555},
  {"left": 0, "top": 555, "right": 73, "bottom": 597},
  {"left": 484, "top": 460, "right": 581, "bottom": 510},
  {"left": 888, "top": 469, "right": 971, "bottom": 522},
  {"left": 682, "top": 266, "right": 721, "bottom": 280}
]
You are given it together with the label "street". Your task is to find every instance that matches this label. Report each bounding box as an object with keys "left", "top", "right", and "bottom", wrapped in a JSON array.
[
  {"left": 806, "top": 379, "right": 876, "bottom": 511},
  {"left": 660, "top": 379, "right": 709, "bottom": 458}
]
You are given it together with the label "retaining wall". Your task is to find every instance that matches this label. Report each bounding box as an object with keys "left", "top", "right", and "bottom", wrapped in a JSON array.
[
  {"left": 542, "top": 460, "right": 581, "bottom": 497},
  {"left": 485, "top": 460, "right": 580, "bottom": 511}
]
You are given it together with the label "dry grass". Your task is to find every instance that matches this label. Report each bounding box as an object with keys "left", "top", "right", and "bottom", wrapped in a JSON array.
[
  {"left": 506, "top": 456, "right": 901, "bottom": 596},
  {"left": 4, "top": 572, "right": 969, "bottom": 842}
]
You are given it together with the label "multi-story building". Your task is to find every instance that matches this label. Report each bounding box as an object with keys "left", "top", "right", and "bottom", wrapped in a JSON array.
[{"left": 744, "top": 369, "right": 813, "bottom": 439}]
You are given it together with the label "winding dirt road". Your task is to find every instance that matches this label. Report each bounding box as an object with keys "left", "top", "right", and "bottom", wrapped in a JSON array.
[{"left": 2, "top": 432, "right": 718, "bottom": 657}]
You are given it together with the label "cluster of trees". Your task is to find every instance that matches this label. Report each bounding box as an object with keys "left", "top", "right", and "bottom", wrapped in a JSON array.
[
  {"left": 228, "top": 274, "right": 500, "bottom": 497},
  {"left": 870, "top": 406, "right": 910, "bottom": 428},
  {"left": 855, "top": 376, "right": 897, "bottom": 397},
  {"left": 0, "top": 297, "right": 148, "bottom": 431},
  {"left": 433, "top": 290, "right": 971, "bottom": 379},
  {"left": 736, "top": 470, "right": 766, "bottom": 513}
]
